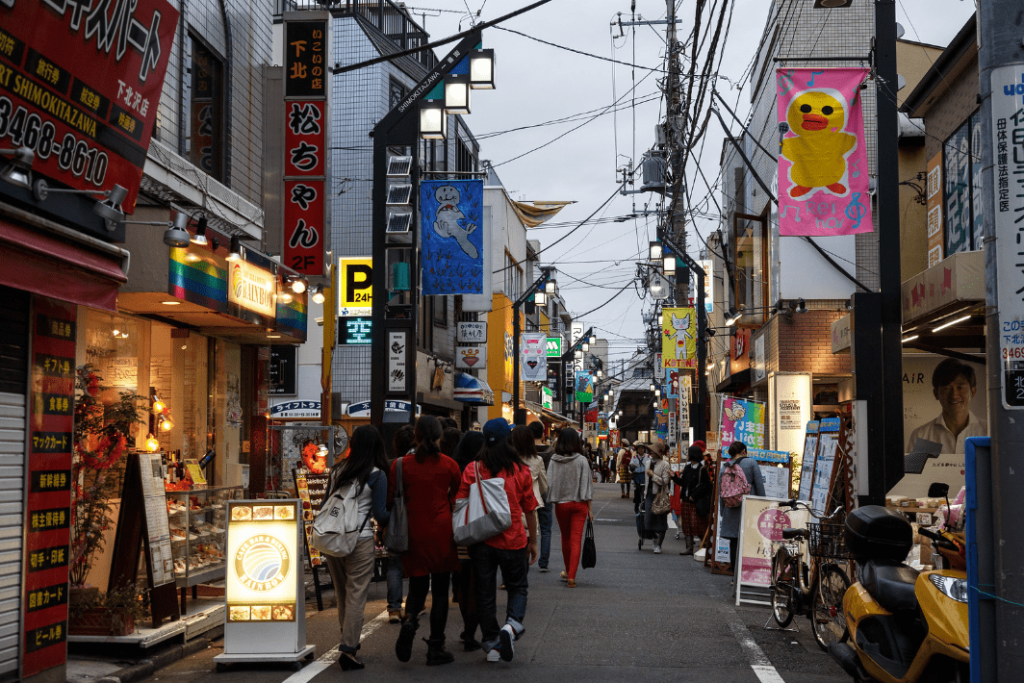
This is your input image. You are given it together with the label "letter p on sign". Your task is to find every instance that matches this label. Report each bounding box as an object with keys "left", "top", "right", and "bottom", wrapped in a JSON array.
[{"left": 338, "top": 257, "right": 373, "bottom": 316}]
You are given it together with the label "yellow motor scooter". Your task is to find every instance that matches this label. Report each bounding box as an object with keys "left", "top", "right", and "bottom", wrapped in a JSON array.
[{"left": 828, "top": 504, "right": 969, "bottom": 683}]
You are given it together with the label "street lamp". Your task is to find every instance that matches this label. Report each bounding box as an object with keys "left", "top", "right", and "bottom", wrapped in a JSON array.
[
  {"left": 469, "top": 49, "right": 495, "bottom": 89},
  {"left": 419, "top": 100, "right": 446, "bottom": 139},
  {"left": 724, "top": 307, "right": 742, "bottom": 326}
]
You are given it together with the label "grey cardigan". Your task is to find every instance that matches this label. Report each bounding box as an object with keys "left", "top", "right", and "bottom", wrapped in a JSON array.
[
  {"left": 718, "top": 457, "right": 766, "bottom": 539},
  {"left": 545, "top": 453, "right": 593, "bottom": 503}
]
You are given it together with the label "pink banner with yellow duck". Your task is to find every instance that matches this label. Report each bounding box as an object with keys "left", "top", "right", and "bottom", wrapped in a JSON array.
[{"left": 776, "top": 68, "right": 872, "bottom": 237}]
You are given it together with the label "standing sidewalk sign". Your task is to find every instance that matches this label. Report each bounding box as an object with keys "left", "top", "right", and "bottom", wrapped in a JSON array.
[
  {"left": 294, "top": 468, "right": 331, "bottom": 611},
  {"left": 797, "top": 421, "right": 820, "bottom": 502},
  {"left": 810, "top": 417, "right": 843, "bottom": 516},
  {"left": 216, "top": 500, "right": 314, "bottom": 667},
  {"left": 735, "top": 496, "right": 809, "bottom": 606}
]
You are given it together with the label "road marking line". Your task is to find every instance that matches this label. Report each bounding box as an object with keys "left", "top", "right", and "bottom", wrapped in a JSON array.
[
  {"left": 723, "top": 611, "right": 787, "bottom": 683},
  {"left": 280, "top": 609, "right": 389, "bottom": 683}
]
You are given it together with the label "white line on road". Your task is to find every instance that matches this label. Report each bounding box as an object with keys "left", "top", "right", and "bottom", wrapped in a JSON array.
[
  {"left": 280, "top": 609, "right": 390, "bottom": 683},
  {"left": 722, "top": 610, "right": 787, "bottom": 683}
]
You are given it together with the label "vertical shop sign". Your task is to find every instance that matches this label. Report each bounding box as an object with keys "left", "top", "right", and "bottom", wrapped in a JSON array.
[
  {"left": 0, "top": 0, "right": 179, "bottom": 213},
  {"left": 520, "top": 332, "right": 547, "bottom": 382},
  {"left": 283, "top": 19, "right": 328, "bottom": 276},
  {"left": 24, "top": 297, "right": 76, "bottom": 678},
  {"left": 388, "top": 331, "right": 408, "bottom": 393},
  {"left": 944, "top": 122, "right": 971, "bottom": 256},
  {"left": 698, "top": 259, "right": 714, "bottom": 313},
  {"left": 661, "top": 307, "right": 697, "bottom": 369},
  {"left": 574, "top": 371, "right": 594, "bottom": 404},
  {"left": 420, "top": 180, "right": 485, "bottom": 295},
  {"left": 926, "top": 153, "right": 944, "bottom": 266}
]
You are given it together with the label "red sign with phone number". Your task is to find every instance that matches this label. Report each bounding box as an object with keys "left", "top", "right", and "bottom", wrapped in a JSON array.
[{"left": 0, "top": 0, "right": 178, "bottom": 213}]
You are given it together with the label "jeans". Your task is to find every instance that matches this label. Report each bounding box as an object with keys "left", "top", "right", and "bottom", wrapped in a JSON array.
[
  {"left": 537, "top": 504, "right": 553, "bottom": 569},
  {"left": 470, "top": 543, "right": 529, "bottom": 653},
  {"left": 404, "top": 572, "right": 451, "bottom": 640},
  {"left": 323, "top": 537, "right": 376, "bottom": 654},
  {"left": 386, "top": 556, "right": 404, "bottom": 612},
  {"left": 555, "top": 501, "right": 589, "bottom": 580}
]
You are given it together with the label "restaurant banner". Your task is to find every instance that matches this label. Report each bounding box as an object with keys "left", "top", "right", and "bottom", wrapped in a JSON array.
[
  {"left": 0, "top": 0, "right": 178, "bottom": 212},
  {"left": 719, "top": 397, "right": 766, "bottom": 453},
  {"left": 420, "top": 180, "right": 485, "bottom": 295},
  {"left": 520, "top": 332, "right": 547, "bottom": 382},
  {"left": 776, "top": 68, "right": 872, "bottom": 236},
  {"left": 283, "top": 18, "right": 328, "bottom": 276},
  {"left": 661, "top": 307, "right": 697, "bottom": 369}
]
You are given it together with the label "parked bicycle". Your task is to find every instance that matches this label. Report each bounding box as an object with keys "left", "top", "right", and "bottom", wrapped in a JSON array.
[{"left": 769, "top": 500, "right": 852, "bottom": 651}]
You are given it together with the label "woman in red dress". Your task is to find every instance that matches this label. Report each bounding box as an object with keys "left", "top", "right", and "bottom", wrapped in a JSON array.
[{"left": 389, "top": 416, "right": 462, "bottom": 666}]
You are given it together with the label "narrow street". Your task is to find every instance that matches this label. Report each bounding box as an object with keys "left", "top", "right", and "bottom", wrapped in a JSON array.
[{"left": 142, "top": 485, "right": 844, "bottom": 683}]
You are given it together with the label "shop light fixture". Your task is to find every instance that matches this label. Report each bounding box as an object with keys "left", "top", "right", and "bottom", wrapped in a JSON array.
[
  {"left": 469, "top": 49, "right": 495, "bottom": 89},
  {"left": 443, "top": 73, "right": 471, "bottom": 115},
  {"left": 267, "top": 333, "right": 281, "bottom": 339},
  {"left": 191, "top": 215, "right": 209, "bottom": 245},
  {"left": 534, "top": 291, "right": 547, "bottom": 307},
  {"left": 658, "top": 314, "right": 664, "bottom": 326},
  {"left": 663, "top": 256, "right": 675, "bottom": 274},
  {"left": 589, "top": 333, "right": 597, "bottom": 345},
  {"left": 285, "top": 276, "right": 307, "bottom": 294},
  {"left": 902, "top": 335, "right": 919, "bottom": 344},
  {"left": 32, "top": 178, "right": 129, "bottom": 223},
  {"left": 226, "top": 235, "right": 242, "bottom": 261},
  {"left": 654, "top": 388, "right": 661, "bottom": 397},
  {"left": 574, "top": 350, "right": 583, "bottom": 360},
  {"left": 933, "top": 314, "right": 971, "bottom": 333},
  {"left": 596, "top": 369, "right": 603, "bottom": 378},
  {"left": 789, "top": 297, "right": 807, "bottom": 314},
  {"left": 161, "top": 300, "right": 181, "bottom": 305},
  {"left": 311, "top": 284, "right": 326, "bottom": 305},
  {"left": 581, "top": 342, "right": 589, "bottom": 352},
  {"left": 145, "top": 434, "right": 160, "bottom": 452},
  {"left": 0, "top": 146, "right": 33, "bottom": 189},
  {"left": 649, "top": 383, "right": 656, "bottom": 392},
  {"left": 724, "top": 307, "right": 742, "bottom": 326},
  {"left": 280, "top": 291, "right": 293, "bottom": 304},
  {"left": 163, "top": 213, "right": 190, "bottom": 247},
  {"left": 545, "top": 279, "right": 557, "bottom": 294},
  {"left": 152, "top": 392, "right": 166, "bottom": 414},
  {"left": 419, "top": 100, "right": 447, "bottom": 140},
  {"left": 158, "top": 414, "right": 173, "bottom": 432}
]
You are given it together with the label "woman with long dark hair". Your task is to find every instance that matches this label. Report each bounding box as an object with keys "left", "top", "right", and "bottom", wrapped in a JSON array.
[
  {"left": 391, "top": 415, "right": 462, "bottom": 666},
  {"left": 456, "top": 418, "right": 538, "bottom": 663},
  {"left": 671, "top": 445, "right": 713, "bottom": 555},
  {"left": 510, "top": 425, "right": 548, "bottom": 556},
  {"left": 546, "top": 428, "right": 593, "bottom": 587},
  {"left": 323, "top": 425, "right": 391, "bottom": 670}
]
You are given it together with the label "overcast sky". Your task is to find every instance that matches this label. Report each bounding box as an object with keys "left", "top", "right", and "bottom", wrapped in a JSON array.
[{"left": 414, "top": 0, "right": 975, "bottom": 368}]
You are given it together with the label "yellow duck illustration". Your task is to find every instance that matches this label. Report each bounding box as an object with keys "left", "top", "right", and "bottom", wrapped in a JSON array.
[{"left": 781, "top": 91, "right": 856, "bottom": 198}]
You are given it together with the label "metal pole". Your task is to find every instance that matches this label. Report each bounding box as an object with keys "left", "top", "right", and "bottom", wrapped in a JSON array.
[
  {"left": 978, "top": 0, "right": 1024, "bottom": 677},
  {"left": 695, "top": 270, "right": 707, "bottom": 443},
  {"left": 513, "top": 303, "right": 523, "bottom": 425},
  {"left": 370, "top": 137, "right": 388, "bottom": 429}
]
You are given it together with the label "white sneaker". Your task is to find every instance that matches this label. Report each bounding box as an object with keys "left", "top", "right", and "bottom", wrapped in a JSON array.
[
  {"left": 499, "top": 625, "right": 515, "bottom": 661},
  {"left": 486, "top": 648, "right": 501, "bottom": 663},
  {"left": 654, "top": 545, "right": 662, "bottom": 554}
]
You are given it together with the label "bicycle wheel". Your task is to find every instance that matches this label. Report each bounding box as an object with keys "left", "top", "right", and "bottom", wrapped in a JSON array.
[
  {"left": 770, "top": 549, "right": 795, "bottom": 628},
  {"left": 811, "top": 563, "right": 851, "bottom": 651}
]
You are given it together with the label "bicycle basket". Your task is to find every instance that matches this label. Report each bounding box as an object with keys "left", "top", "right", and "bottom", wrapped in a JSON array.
[{"left": 808, "top": 522, "right": 850, "bottom": 559}]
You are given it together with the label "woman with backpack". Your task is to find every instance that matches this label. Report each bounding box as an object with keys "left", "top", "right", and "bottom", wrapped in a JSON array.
[
  {"left": 390, "top": 416, "right": 462, "bottom": 666},
  {"left": 718, "top": 440, "right": 765, "bottom": 570},
  {"left": 642, "top": 441, "right": 673, "bottom": 554},
  {"left": 321, "top": 425, "right": 391, "bottom": 671},
  {"left": 546, "top": 428, "right": 593, "bottom": 587},
  {"left": 671, "top": 445, "right": 713, "bottom": 555}
]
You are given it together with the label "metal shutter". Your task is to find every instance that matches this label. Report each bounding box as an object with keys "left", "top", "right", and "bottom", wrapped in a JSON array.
[{"left": 0, "top": 392, "right": 24, "bottom": 679}]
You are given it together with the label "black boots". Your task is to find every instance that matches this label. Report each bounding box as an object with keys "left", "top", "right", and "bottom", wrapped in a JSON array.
[
  {"left": 395, "top": 617, "right": 418, "bottom": 662},
  {"left": 424, "top": 638, "right": 455, "bottom": 666},
  {"left": 680, "top": 535, "right": 695, "bottom": 555}
]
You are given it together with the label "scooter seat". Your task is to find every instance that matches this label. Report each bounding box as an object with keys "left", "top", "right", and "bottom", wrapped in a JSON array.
[
  {"left": 782, "top": 528, "right": 807, "bottom": 540},
  {"left": 858, "top": 559, "right": 919, "bottom": 613}
]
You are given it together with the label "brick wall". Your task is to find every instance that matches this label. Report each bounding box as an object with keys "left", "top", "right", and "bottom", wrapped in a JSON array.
[{"left": 776, "top": 310, "right": 851, "bottom": 376}]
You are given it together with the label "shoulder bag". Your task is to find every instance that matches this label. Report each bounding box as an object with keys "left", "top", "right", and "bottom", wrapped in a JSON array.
[
  {"left": 383, "top": 458, "right": 408, "bottom": 553},
  {"left": 581, "top": 517, "right": 597, "bottom": 569},
  {"left": 452, "top": 463, "right": 512, "bottom": 546},
  {"left": 650, "top": 462, "right": 673, "bottom": 516}
]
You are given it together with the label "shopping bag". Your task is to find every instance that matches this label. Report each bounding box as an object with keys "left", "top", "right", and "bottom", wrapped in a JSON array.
[
  {"left": 452, "top": 464, "right": 511, "bottom": 546},
  {"left": 383, "top": 458, "right": 408, "bottom": 553},
  {"left": 581, "top": 518, "right": 597, "bottom": 569}
]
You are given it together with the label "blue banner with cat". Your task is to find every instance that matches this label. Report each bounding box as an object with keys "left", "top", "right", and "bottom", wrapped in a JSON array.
[{"left": 420, "top": 179, "right": 484, "bottom": 295}]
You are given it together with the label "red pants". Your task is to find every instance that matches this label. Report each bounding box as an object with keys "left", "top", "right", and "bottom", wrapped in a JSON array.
[{"left": 555, "top": 501, "right": 589, "bottom": 580}]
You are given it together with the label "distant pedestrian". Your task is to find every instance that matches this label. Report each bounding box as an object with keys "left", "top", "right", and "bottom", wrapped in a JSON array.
[
  {"left": 643, "top": 441, "right": 672, "bottom": 553},
  {"left": 451, "top": 430, "right": 486, "bottom": 651},
  {"left": 718, "top": 441, "right": 765, "bottom": 570},
  {"left": 511, "top": 425, "right": 548, "bottom": 553},
  {"left": 390, "top": 416, "right": 462, "bottom": 666},
  {"left": 630, "top": 442, "right": 651, "bottom": 513},
  {"left": 617, "top": 440, "right": 633, "bottom": 498},
  {"left": 529, "top": 421, "right": 555, "bottom": 572},
  {"left": 441, "top": 416, "right": 459, "bottom": 431},
  {"left": 386, "top": 424, "right": 416, "bottom": 623},
  {"left": 457, "top": 418, "right": 538, "bottom": 663},
  {"left": 322, "top": 426, "right": 391, "bottom": 671},
  {"left": 546, "top": 428, "right": 594, "bottom": 587},
  {"left": 672, "top": 445, "right": 712, "bottom": 555}
]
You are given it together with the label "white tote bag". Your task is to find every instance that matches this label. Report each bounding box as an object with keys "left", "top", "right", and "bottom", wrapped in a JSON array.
[{"left": 452, "top": 464, "right": 512, "bottom": 546}]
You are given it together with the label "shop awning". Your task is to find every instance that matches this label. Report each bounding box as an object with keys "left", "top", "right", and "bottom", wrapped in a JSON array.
[
  {"left": 454, "top": 373, "right": 495, "bottom": 406},
  {"left": 0, "top": 216, "right": 128, "bottom": 313},
  {"left": 902, "top": 250, "right": 984, "bottom": 329},
  {"left": 716, "top": 369, "right": 751, "bottom": 394}
]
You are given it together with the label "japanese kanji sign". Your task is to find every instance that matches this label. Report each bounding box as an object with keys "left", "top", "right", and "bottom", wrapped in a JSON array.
[
  {"left": 283, "top": 18, "right": 328, "bottom": 276},
  {"left": 0, "top": 0, "right": 178, "bottom": 213},
  {"left": 719, "top": 397, "right": 766, "bottom": 453}
]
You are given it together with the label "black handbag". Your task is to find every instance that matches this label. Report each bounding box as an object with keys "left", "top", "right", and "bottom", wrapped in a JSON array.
[{"left": 581, "top": 518, "right": 597, "bottom": 569}]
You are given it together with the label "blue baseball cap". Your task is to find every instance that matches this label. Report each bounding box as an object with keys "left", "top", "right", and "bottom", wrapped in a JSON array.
[{"left": 482, "top": 417, "right": 512, "bottom": 444}]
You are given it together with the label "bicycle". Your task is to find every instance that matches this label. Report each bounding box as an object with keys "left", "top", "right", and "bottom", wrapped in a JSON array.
[{"left": 769, "top": 500, "right": 852, "bottom": 651}]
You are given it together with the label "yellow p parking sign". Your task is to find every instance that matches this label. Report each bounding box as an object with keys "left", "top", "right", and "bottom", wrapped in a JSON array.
[{"left": 338, "top": 257, "right": 372, "bottom": 317}]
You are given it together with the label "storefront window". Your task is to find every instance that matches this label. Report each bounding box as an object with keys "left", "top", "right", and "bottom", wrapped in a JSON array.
[
  {"left": 943, "top": 112, "right": 984, "bottom": 255},
  {"left": 185, "top": 36, "right": 225, "bottom": 181},
  {"left": 733, "top": 213, "right": 768, "bottom": 323}
]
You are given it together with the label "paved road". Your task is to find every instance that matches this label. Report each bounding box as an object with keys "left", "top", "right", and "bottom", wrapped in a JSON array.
[{"left": 150, "top": 484, "right": 848, "bottom": 683}]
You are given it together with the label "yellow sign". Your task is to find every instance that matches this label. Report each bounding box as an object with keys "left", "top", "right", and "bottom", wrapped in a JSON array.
[
  {"left": 228, "top": 260, "right": 276, "bottom": 317},
  {"left": 662, "top": 307, "right": 697, "bottom": 369},
  {"left": 225, "top": 502, "right": 298, "bottom": 622},
  {"left": 338, "top": 257, "right": 372, "bottom": 317}
]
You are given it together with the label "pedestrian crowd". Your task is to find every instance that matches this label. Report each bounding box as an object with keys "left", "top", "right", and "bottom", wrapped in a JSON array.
[{"left": 316, "top": 416, "right": 759, "bottom": 670}]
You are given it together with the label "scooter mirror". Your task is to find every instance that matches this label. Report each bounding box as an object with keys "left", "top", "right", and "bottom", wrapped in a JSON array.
[{"left": 927, "top": 482, "right": 949, "bottom": 498}]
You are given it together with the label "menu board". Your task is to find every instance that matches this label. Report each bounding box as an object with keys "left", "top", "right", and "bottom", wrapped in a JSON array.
[
  {"left": 294, "top": 468, "right": 331, "bottom": 567},
  {"left": 797, "top": 421, "right": 820, "bottom": 502},
  {"left": 225, "top": 501, "right": 299, "bottom": 623},
  {"left": 735, "top": 496, "right": 809, "bottom": 606},
  {"left": 139, "top": 452, "right": 174, "bottom": 586},
  {"left": 810, "top": 418, "right": 842, "bottom": 515}
]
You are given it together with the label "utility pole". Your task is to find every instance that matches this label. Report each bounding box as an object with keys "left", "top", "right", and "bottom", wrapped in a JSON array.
[{"left": 978, "top": 0, "right": 1024, "bottom": 678}]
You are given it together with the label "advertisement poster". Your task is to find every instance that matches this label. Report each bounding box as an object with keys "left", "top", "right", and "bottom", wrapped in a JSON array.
[
  {"left": 520, "top": 332, "right": 547, "bottom": 382},
  {"left": 598, "top": 415, "right": 609, "bottom": 437},
  {"left": 797, "top": 421, "right": 820, "bottom": 502},
  {"left": 661, "top": 307, "right": 697, "bottom": 369},
  {"left": 575, "top": 371, "right": 594, "bottom": 403},
  {"left": 810, "top": 418, "right": 842, "bottom": 515},
  {"left": 719, "top": 397, "right": 766, "bottom": 452},
  {"left": 225, "top": 501, "right": 299, "bottom": 622},
  {"left": 420, "top": 180, "right": 484, "bottom": 295},
  {"left": 455, "top": 345, "right": 486, "bottom": 370},
  {"left": 775, "top": 68, "right": 872, "bottom": 236},
  {"left": 293, "top": 469, "right": 330, "bottom": 568},
  {"left": 903, "top": 354, "right": 987, "bottom": 455},
  {"left": 736, "top": 497, "right": 808, "bottom": 605},
  {"left": 0, "top": 0, "right": 179, "bottom": 213}
]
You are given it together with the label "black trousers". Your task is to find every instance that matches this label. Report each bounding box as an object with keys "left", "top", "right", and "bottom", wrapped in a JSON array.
[{"left": 404, "top": 572, "right": 451, "bottom": 640}]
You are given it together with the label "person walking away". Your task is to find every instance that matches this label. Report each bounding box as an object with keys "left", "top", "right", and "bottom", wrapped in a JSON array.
[
  {"left": 617, "top": 440, "right": 632, "bottom": 498},
  {"left": 643, "top": 442, "right": 672, "bottom": 553},
  {"left": 451, "top": 430, "right": 485, "bottom": 651},
  {"left": 390, "top": 416, "right": 462, "bottom": 665},
  {"left": 440, "top": 426, "right": 464, "bottom": 608},
  {"left": 322, "top": 425, "right": 391, "bottom": 670},
  {"left": 386, "top": 425, "right": 416, "bottom": 623},
  {"left": 718, "top": 441, "right": 765, "bottom": 571},
  {"left": 546, "top": 428, "right": 594, "bottom": 587},
  {"left": 511, "top": 425, "right": 548, "bottom": 565},
  {"left": 630, "top": 443, "right": 651, "bottom": 513},
  {"left": 456, "top": 418, "right": 538, "bottom": 663},
  {"left": 672, "top": 445, "right": 712, "bottom": 555},
  {"left": 529, "top": 421, "right": 555, "bottom": 572}
]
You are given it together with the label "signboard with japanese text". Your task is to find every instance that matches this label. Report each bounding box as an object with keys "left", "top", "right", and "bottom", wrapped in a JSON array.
[
  {"left": 24, "top": 297, "right": 76, "bottom": 678},
  {"left": 338, "top": 317, "right": 372, "bottom": 345},
  {"left": 661, "top": 307, "right": 697, "bottom": 369},
  {"left": 270, "top": 346, "right": 297, "bottom": 395},
  {"left": 926, "top": 152, "right": 944, "bottom": 266},
  {"left": 520, "top": 332, "right": 547, "bottom": 382},
  {"left": 719, "top": 397, "right": 766, "bottom": 453},
  {"left": 0, "top": 0, "right": 179, "bottom": 214},
  {"left": 775, "top": 68, "right": 872, "bottom": 236},
  {"left": 993, "top": 64, "right": 1024, "bottom": 408},
  {"left": 420, "top": 180, "right": 485, "bottom": 295},
  {"left": 293, "top": 469, "right": 331, "bottom": 568},
  {"left": 457, "top": 321, "right": 487, "bottom": 343},
  {"left": 283, "top": 18, "right": 328, "bottom": 276},
  {"left": 338, "top": 257, "right": 372, "bottom": 317},
  {"left": 810, "top": 417, "right": 842, "bottom": 515},
  {"left": 387, "top": 331, "right": 408, "bottom": 393},
  {"left": 699, "top": 259, "right": 714, "bottom": 313},
  {"left": 797, "top": 421, "right": 820, "bottom": 502}
]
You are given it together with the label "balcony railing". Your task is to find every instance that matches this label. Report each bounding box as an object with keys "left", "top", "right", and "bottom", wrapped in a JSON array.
[{"left": 275, "top": 0, "right": 438, "bottom": 70}]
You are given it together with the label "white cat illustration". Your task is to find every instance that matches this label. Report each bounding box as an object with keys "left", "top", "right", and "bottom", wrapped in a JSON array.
[
  {"left": 432, "top": 185, "right": 478, "bottom": 259},
  {"left": 665, "top": 312, "right": 693, "bottom": 361}
]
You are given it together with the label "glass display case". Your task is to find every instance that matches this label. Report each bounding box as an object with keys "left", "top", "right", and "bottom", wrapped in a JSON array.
[{"left": 165, "top": 486, "right": 242, "bottom": 594}]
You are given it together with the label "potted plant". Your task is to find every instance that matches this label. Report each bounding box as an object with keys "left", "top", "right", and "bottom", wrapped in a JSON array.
[{"left": 69, "top": 582, "right": 148, "bottom": 637}]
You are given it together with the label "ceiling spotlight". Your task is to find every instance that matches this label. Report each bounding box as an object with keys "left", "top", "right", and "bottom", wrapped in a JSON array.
[
  {"left": 725, "top": 307, "right": 742, "bottom": 326},
  {"left": 311, "top": 284, "right": 326, "bottom": 305},
  {"left": 288, "top": 276, "right": 307, "bottom": 294},
  {"left": 0, "top": 146, "right": 34, "bottom": 190},
  {"left": 192, "top": 215, "right": 209, "bottom": 245},
  {"left": 792, "top": 297, "right": 807, "bottom": 314},
  {"left": 163, "top": 212, "right": 191, "bottom": 248},
  {"left": 226, "top": 235, "right": 242, "bottom": 261}
]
